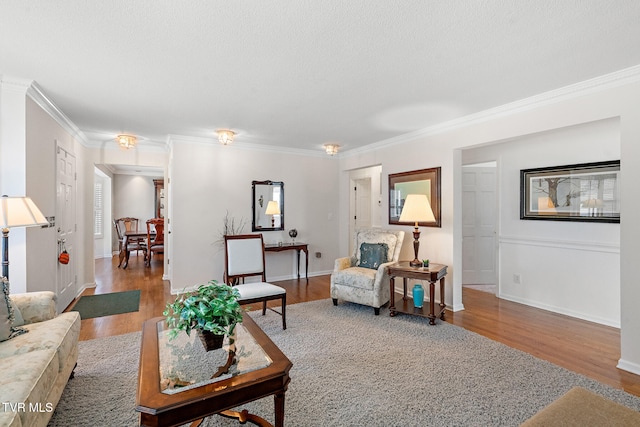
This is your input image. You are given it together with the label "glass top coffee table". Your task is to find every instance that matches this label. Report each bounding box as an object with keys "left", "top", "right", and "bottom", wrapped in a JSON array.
[{"left": 136, "top": 315, "right": 292, "bottom": 427}]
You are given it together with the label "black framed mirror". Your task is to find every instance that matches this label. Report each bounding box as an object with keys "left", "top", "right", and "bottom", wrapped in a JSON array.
[{"left": 252, "top": 180, "right": 284, "bottom": 231}]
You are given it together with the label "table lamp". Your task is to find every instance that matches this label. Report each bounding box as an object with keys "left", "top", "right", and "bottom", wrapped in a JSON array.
[
  {"left": 399, "top": 194, "right": 435, "bottom": 267},
  {"left": 0, "top": 195, "right": 48, "bottom": 280},
  {"left": 265, "top": 200, "right": 281, "bottom": 228}
]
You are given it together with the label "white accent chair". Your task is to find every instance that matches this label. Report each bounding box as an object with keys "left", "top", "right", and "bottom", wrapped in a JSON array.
[
  {"left": 224, "top": 234, "right": 286, "bottom": 329},
  {"left": 331, "top": 228, "right": 405, "bottom": 315}
]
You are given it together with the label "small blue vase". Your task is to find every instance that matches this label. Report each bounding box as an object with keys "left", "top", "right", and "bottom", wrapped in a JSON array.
[{"left": 412, "top": 284, "right": 424, "bottom": 309}]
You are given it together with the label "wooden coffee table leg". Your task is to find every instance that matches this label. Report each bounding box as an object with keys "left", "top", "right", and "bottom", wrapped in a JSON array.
[{"left": 274, "top": 392, "right": 285, "bottom": 427}]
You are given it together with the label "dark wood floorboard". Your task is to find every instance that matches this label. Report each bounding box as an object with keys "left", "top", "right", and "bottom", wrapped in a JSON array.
[{"left": 74, "top": 256, "right": 640, "bottom": 397}]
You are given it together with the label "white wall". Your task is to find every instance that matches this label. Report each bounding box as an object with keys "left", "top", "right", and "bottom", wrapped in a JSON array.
[
  {"left": 463, "top": 118, "right": 620, "bottom": 326},
  {"left": 169, "top": 138, "right": 340, "bottom": 291}
]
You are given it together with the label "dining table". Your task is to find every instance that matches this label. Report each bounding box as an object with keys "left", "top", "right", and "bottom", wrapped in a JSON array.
[{"left": 118, "top": 230, "right": 154, "bottom": 269}]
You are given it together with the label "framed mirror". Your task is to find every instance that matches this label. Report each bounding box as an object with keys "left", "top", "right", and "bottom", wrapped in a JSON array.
[
  {"left": 252, "top": 180, "right": 284, "bottom": 231},
  {"left": 388, "top": 167, "right": 441, "bottom": 227}
]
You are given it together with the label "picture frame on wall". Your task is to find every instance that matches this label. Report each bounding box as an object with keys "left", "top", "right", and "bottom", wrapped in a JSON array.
[
  {"left": 520, "top": 160, "right": 620, "bottom": 223},
  {"left": 389, "top": 167, "right": 441, "bottom": 227}
]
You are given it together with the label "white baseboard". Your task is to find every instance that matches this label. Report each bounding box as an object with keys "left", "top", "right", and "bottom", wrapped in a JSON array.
[
  {"left": 498, "top": 292, "right": 620, "bottom": 328},
  {"left": 617, "top": 358, "right": 640, "bottom": 376},
  {"left": 267, "top": 269, "right": 333, "bottom": 282}
]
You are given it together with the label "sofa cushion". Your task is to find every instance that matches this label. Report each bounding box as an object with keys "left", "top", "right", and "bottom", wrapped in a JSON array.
[
  {"left": 0, "top": 349, "right": 59, "bottom": 427},
  {"left": 0, "top": 278, "right": 27, "bottom": 342},
  {"left": 358, "top": 243, "right": 389, "bottom": 269},
  {"left": 0, "top": 312, "right": 80, "bottom": 373},
  {"left": 332, "top": 267, "right": 377, "bottom": 290}
]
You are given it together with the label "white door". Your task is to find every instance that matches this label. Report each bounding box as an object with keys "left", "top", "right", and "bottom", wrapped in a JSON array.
[
  {"left": 56, "top": 146, "right": 77, "bottom": 313},
  {"left": 354, "top": 178, "right": 372, "bottom": 230},
  {"left": 462, "top": 166, "right": 497, "bottom": 285}
]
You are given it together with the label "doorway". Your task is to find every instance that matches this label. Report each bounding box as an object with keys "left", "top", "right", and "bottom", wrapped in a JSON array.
[
  {"left": 461, "top": 162, "right": 497, "bottom": 294},
  {"left": 94, "top": 164, "right": 165, "bottom": 271},
  {"left": 348, "top": 165, "right": 382, "bottom": 253}
]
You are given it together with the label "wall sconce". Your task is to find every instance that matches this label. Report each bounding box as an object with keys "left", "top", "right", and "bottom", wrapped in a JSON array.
[
  {"left": 217, "top": 129, "right": 235, "bottom": 145},
  {"left": 116, "top": 134, "right": 137, "bottom": 149},
  {"left": 323, "top": 144, "right": 340, "bottom": 156}
]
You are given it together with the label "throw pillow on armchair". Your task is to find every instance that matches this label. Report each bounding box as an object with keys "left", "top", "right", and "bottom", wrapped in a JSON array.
[{"left": 358, "top": 243, "right": 389, "bottom": 269}]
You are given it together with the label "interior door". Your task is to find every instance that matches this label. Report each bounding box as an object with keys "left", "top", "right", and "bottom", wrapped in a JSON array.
[
  {"left": 462, "top": 166, "right": 497, "bottom": 286},
  {"left": 56, "top": 146, "right": 77, "bottom": 312},
  {"left": 354, "top": 178, "right": 372, "bottom": 230}
]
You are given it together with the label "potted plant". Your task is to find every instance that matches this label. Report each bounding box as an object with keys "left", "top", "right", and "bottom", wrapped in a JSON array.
[{"left": 163, "top": 280, "right": 243, "bottom": 351}]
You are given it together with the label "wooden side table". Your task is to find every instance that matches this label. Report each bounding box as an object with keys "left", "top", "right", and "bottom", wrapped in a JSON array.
[{"left": 388, "top": 261, "right": 448, "bottom": 325}]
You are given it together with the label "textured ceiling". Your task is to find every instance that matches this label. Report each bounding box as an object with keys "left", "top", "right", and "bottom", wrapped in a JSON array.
[{"left": 1, "top": 1, "right": 640, "bottom": 154}]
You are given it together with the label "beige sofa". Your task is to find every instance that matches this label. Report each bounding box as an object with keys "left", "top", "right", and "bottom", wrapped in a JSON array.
[{"left": 0, "top": 291, "right": 80, "bottom": 427}]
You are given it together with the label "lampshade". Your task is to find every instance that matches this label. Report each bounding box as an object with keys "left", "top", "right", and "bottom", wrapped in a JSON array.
[
  {"left": 265, "top": 200, "right": 281, "bottom": 215},
  {"left": 217, "top": 129, "right": 235, "bottom": 145},
  {"left": 399, "top": 194, "right": 435, "bottom": 224},
  {"left": 1, "top": 195, "right": 48, "bottom": 280},
  {"left": 0, "top": 196, "right": 48, "bottom": 229},
  {"left": 323, "top": 144, "right": 340, "bottom": 156},
  {"left": 116, "top": 134, "right": 137, "bottom": 149}
]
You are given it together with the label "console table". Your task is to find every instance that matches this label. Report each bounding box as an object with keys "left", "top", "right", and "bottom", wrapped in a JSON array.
[
  {"left": 264, "top": 242, "right": 309, "bottom": 280},
  {"left": 388, "top": 262, "right": 448, "bottom": 325}
]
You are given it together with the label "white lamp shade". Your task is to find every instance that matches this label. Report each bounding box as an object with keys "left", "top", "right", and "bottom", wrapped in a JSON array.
[
  {"left": 265, "top": 200, "right": 281, "bottom": 215},
  {"left": 399, "top": 194, "right": 435, "bottom": 224},
  {"left": 0, "top": 196, "right": 48, "bottom": 229}
]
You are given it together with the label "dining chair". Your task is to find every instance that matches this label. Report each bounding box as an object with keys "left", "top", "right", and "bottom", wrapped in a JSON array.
[
  {"left": 145, "top": 218, "right": 164, "bottom": 267},
  {"left": 224, "top": 234, "right": 286, "bottom": 329},
  {"left": 114, "top": 217, "right": 146, "bottom": 256}
]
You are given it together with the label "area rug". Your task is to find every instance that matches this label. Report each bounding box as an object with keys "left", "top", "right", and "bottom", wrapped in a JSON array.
[
  {"left": 49, "top": 299, "right": 640, "bottom": 426},
  {"left": 70, "top": 290, "right": 140, "bottom": 319}
]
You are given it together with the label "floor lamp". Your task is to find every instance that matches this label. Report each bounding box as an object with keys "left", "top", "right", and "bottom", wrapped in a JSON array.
[
  {"left": 399, "top": 194, "right": 436, "bottom": 267},
  {"left": 0, "top": 195, "right": 48, "bottom": 280}
]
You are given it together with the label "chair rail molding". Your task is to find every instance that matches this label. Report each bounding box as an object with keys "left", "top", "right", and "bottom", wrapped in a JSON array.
[{"left": 499, "top": 235, "right": 620, "bottom": 254}]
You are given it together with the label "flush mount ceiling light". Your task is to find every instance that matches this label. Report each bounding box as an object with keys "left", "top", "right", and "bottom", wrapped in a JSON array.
[
  {"left": 217, "top": 129, "right": 235, "bottom": 145},
  {"left": 116, "top": 134, "right": 137, "bottom": 149},
  {"left": 323, "top": 143, "right": 340, "bottom": 156}
]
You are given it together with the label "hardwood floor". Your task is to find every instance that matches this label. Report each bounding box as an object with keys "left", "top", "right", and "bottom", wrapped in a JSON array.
[{"left": 76, "top": 256, "right": 640, "bottom": 397}]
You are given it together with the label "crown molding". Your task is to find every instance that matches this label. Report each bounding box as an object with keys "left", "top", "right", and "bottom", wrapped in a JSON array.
[
  {"left": 342, "top": 64, "right": 640, "bottom": 158},
  {"left": 25, "top": 82, "right": 91, "bottom": 146},
  {"left": 167, "top": 134, "right": 332, "bottom": 158}
]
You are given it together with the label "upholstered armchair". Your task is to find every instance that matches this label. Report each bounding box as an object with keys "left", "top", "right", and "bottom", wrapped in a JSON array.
[{"left": 331, "top": 228, "right": 404, "bottom": 315}]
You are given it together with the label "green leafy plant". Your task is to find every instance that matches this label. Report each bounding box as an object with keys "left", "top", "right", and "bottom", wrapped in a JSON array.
[{"left": 163, "top": 280, "right": 243, "bottom": 340}]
